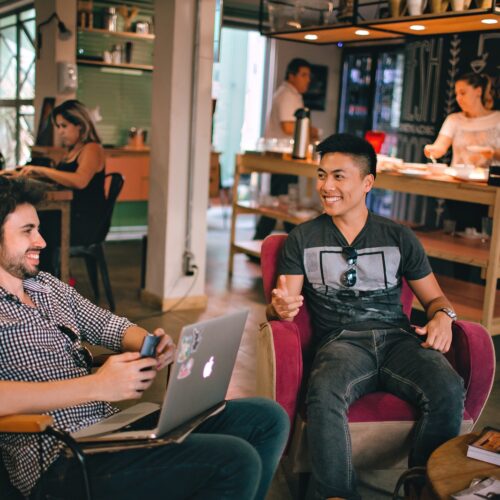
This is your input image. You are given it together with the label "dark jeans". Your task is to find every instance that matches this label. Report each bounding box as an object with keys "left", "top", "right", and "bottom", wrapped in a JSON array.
[
  {"left": 253, "top": 174, "right": 297, "bottom": 240},
  {"left": 32, "top": 398, "right": 289, "bottom": 500},
  {"left": 306, "top": 328, "right": 465, "bottom": 500}
]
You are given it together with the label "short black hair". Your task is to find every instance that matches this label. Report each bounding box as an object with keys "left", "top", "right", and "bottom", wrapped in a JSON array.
[
  {"left": 316, "top": 133, "right": 377, "bottom": 178},
  {"left": 285, "top": 58, "right": 311, "bottom": 80},
  {"left": 0, "top": 177, "right": 45, "bottom": 240}
]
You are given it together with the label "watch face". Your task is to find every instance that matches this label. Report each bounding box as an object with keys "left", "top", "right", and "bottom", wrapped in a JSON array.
[{"left": 441, "top": 308, "right": 457, "bottom": 320}]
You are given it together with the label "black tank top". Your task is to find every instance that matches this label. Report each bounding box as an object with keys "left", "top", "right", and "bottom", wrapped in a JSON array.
[{"left": 57, "top": 147, "right": 106, "bottom": 245}]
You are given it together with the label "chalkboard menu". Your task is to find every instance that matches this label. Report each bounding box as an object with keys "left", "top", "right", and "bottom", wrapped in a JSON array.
[{"left": 398, "top": 32, "right": 500, "bottom": 163}]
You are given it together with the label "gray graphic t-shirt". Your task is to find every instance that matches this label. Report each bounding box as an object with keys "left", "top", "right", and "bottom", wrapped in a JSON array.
[{"left": 278, "top": 212, "right": 432, "bottom": 345}]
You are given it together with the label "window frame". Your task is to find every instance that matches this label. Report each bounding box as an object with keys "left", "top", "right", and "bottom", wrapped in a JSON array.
[{"left": 0, "top": 4, "right": 36, "bottom": 166}]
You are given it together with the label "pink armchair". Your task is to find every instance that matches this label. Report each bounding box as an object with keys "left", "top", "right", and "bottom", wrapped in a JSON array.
[{"left": 256, "top": 234, "right": 496, "bottom": 472}]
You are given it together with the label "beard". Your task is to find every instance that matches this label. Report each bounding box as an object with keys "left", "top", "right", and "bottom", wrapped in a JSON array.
[{"left": 0, "top": 248, "right": 41, "bottom": 280}]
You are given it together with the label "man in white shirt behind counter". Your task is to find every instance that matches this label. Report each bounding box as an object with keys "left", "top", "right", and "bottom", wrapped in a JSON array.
[{"left": 253, "top": 58, "right": 319, "bottom": 241}]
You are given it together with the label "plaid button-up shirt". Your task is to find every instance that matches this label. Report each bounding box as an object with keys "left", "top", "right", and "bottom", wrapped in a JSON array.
[{"left": 0, "top": 272, "right": 133, "bottom": 496}]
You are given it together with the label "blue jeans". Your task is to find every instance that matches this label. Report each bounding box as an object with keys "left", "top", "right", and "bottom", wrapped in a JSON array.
[
  {"left": 32, "top": 398, "right": 289, "bottom": 500},
  {"left": 306, "top": 328, "right": 465, "bottom": 500}
]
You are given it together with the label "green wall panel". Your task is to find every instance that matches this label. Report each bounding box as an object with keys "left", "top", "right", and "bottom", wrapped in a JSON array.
[
  {"left": 111, "top": 201, "right": 148, "bottom": 227},
  {"left": 77, "top": 63, "right": 152, "bottom": 146}
]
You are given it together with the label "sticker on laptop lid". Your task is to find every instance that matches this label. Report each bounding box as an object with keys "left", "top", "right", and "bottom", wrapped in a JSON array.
[
  {"left": 177, "top": 358, "right": 194, "bottom": 379},
  {"left": 177, "top": 333, "right": 193, "bottom": 363},
  {"left": 192, "top": 328, "right": 202, "bottom": 352}
]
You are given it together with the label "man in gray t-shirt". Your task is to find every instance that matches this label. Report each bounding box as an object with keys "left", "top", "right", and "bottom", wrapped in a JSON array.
[{"left": 268, "top": 133, "right": 465, "bottom": 500}]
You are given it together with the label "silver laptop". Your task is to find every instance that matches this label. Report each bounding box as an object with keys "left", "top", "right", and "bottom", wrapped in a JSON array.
[{"left": 72, "top": 310, "right": 248, "bottom": 443}]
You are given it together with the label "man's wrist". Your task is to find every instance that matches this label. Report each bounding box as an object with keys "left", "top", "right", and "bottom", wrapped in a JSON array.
[{"left": 433, "top": 307, "right": 457, "bottom": 322}]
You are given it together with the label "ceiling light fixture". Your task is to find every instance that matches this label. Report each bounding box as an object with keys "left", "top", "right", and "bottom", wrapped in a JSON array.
[
  {"left": 481, "top": 18, "right": 498, "bottom": 24},
  {"left": 304, "top": 34, "right": 318, "bottom": 40},
  {"left": 409, "top": 24, "right": 426, "bottom": 30},
  {"left": 354, "top": 29, "right": 370, "bottom": 36}
]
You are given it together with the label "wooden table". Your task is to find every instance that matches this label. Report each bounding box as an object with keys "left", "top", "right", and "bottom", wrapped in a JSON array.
[
  {"left": 426, "top": 433, "right": 500, "bottom": 499},
  {"left": 38, "top": 189, "right": 73, "bottom": 283}
]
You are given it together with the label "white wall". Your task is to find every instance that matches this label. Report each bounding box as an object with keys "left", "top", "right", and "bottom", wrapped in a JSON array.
[
  {"left": 267, "top": 39, "right": 342, "bottom": 139},
  {"left": 144, "top": 0, "right": 215, "bottom": 310}
]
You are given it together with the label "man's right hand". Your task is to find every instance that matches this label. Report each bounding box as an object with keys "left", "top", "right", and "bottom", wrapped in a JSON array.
[
  {"left": 93, "top": 352, "right": 158, "bottom": 401},
  {"left": 271, "top": 275, "right": 304, "bottom": 321}
]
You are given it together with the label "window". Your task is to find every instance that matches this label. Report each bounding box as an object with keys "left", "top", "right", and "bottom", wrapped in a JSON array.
[{"left": 0, "top": 7, "right": 36, "bottom": 169}]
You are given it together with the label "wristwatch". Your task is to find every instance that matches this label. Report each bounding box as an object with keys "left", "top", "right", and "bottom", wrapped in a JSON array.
[{"left": 435, "top": 307, "right": 457, "bottom": 321}]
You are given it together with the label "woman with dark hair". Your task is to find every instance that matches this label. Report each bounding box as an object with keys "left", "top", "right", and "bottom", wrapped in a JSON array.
[
  {"left": 424, "top": 73, "right": 499, "bottom": 166},
  {"left": 19, "top": 99, "right": 106, "bottom": 274}
]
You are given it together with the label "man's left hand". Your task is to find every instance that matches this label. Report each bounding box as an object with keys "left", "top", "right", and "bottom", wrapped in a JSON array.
[
  {"left": 152, "top": 329, "right": 176, "bottom": 370},
  {"left": 414, "top": 313, "right": 453, "bottom": 353}
]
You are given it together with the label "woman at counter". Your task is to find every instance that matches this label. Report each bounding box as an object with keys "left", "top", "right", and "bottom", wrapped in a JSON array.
[
  {"left": 20, "top": 99, "right": 106, "bottom": 274},
  {"left": 424, "top": 73, "right": 499, "bottom": 166}
]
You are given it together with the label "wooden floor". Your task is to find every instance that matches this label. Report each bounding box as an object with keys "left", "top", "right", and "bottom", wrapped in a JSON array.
[{"left": 70, "top": 208, "right": 500, "bottom": 500}]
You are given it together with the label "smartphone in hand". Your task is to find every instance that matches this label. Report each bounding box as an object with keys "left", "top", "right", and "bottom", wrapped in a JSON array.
[{"left": 140, "top": 333, "right": 161, "bottom": 358}]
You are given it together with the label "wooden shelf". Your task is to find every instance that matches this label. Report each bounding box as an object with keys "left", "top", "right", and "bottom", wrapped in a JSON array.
[
  {"left": 262, "top": 4, "right": 499, "bottom": 44},
  {"left": 235, "top": 201, "right": 319, "bottom": 226},
  {"left": 364, "top": 8, "right": 500, "bottom": 36},
  {"left": 413, "top": 275, "right": 500, "bottom": 328},
  {"left": 76, "top": 59, "right": 153, "bottom": 71},
  {"left": 414, "top": 230, "right": 490, "bottom": 268},
  {"left": 272, "top": 25, "right": 401, "bottom": 44},
  {"left": 78, "top": 27, "right": 155, "bottom": 40}
]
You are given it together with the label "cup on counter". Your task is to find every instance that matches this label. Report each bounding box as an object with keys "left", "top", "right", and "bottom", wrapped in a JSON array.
[{"left": 443, "top": 219, "right": 456, "bottom": 235}]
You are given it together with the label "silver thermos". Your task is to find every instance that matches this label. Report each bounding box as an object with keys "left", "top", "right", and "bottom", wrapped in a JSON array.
[{"left": 292, "top": 108, "right": 310, "bottom": 159}]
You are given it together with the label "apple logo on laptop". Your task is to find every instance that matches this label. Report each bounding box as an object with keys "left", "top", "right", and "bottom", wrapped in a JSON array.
[{"left": 203, "top": 356, "right": 215, "bottom": 378}]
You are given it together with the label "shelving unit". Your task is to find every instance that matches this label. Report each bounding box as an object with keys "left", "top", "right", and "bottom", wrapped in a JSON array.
[
  {"left": 78, "top": 27, "right": 155, "bottom": 40},
  {"left": 76, "top": 58, "right": 153, "bottom": 71},
  {"left": 259, "top": 0, "right": 500, "bottom": 44},
  {"left": 229, "top": 152, "right": 500, "bottom": 334}
]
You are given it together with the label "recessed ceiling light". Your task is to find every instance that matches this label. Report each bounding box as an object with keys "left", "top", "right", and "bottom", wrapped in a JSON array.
[
  {"left": 481, "top": 18, "right": 498, "bottom": 24},
  {"left": 409, "top": 24, "right": 426, "bottom": 30},
  {"left": 304, "top": 34, "right": 318, "bottom": 40},
  {"left": 355, "top": 29, "right": 370, "bottom": 36},
  {"left": 286, "top": 20, "right": 302, "bottom": 29}
]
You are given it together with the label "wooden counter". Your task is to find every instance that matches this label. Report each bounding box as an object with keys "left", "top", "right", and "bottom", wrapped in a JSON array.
[
  {"left": 32, "top": 147, "right": 221, "bottom": 202},
  {"left": 230, "top": 153, "right": 500, "bottom": 334},
  {"left": 32, "top": 146, "right": 150, "bottom": 202}
]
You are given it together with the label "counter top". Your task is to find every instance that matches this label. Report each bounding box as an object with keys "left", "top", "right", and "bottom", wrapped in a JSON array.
[{"left": 31, "top": 145, "right": 150, "bottom": 160}]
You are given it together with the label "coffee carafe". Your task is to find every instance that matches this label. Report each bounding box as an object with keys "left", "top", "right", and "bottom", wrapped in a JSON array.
[{"left": 292, "top": 108, "right": 310, "bottom": 159}]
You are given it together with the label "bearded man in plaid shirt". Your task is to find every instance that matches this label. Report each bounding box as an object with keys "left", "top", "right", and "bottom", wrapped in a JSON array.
[{"left": 0, "top": 176, "right": 288, "bottom": 500}]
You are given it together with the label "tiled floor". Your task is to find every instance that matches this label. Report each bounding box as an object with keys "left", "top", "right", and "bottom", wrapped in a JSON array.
[{"left": 71, "top": 209, "right": 499, "bottom": 499}]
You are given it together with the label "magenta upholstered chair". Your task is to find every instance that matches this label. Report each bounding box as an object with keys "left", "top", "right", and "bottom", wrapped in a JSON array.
[{"left": 256, "top": 234, "right": 496, "bottom": 472}]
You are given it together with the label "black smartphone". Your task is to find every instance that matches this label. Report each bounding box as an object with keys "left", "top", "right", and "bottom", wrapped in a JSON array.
[{"left": 140, "top": 333, "right": 160, "bottom": 358}]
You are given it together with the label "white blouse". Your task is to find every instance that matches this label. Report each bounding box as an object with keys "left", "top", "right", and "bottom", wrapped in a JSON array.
[{"left": 439, "top": 111, "right": 500, "bottom": 166}]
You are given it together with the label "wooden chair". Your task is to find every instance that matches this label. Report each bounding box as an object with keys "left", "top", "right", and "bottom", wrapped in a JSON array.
[{"left": 0, "top": 414, "right": 91, "bottom": 499}]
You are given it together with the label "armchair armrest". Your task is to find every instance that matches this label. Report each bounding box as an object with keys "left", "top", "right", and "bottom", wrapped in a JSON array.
[
  {"left": 448, "top": 320, "right": 495, "bottom": 423},
  {"left": 257, "top": 320, "right": 303, "bottom": 425},
  {"left": 0, "top": 414, "right": 53, "bottom": 433}
]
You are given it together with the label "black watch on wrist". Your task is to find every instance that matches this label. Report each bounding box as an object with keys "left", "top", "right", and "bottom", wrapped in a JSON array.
[{"left": 435, "top": 307, "right": 457, "bottom": 321}]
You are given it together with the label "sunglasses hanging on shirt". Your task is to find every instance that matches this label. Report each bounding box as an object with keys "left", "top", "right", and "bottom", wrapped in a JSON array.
[{"left": 341, "top": 246, "right": 358, "bottom": 288}]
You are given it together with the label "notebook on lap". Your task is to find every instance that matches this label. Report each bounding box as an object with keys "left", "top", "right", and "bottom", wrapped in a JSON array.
[{"left": 71, "top": 310, "right": 248, "bottom": 447}]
